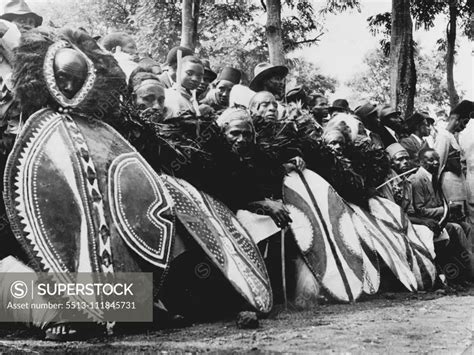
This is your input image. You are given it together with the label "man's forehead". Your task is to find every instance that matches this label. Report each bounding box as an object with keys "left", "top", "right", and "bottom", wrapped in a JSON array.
[
  {"left": 136, "top": 80, "right": 164, "bottom": 94},
  {"left": 226, "top": 119, "right": 252, "bottom": 130},
  {"left": 393, "top": 151, "right": 409, "bottom": 159},
  {"left": 255, "top": 92, "right": 275, "bottom": 102},
  {"left": 216, "top": 80, "right": 233, "bottom": 88},
  {"left": 424, "top": 150, "right": 439, "bottom": 159},
  {"left": 183, "top": 62, "right": 204, "bottom": 73}
]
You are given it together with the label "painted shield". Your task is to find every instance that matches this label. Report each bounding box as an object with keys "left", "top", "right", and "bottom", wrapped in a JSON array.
[
  {"left": 4, "top": 109, "right": 175, "bottom": 320},
  {"left": 283, "top": 169, "right": 366, "bottom": 302},
  {"left": 161, "top": 175, "right": 273, "bottom": 313},
  {"left": 367, "top": 197, "right": 435, "bottom": 290},
  {"left": 349, "top": 200, "right": 420, "bottom": 292}
]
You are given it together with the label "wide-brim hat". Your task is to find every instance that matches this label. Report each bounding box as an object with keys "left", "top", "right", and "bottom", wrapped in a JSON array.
[
  {"left": 404, "top": 112, "right": 434, "bottom": 131},
  {"left": 377, "top": 104, "right": 401, "bottom": 122},
  {"left": 0, "top": 0, "right": 42, "bottom": 27},
  {"left": 249, "top": 62, "right": 288, "bottom": 91},
  {"left": 328, "top": 98, "right": 350, "bottom": 113},
  {"left": 217, "top": 66, "right": 241, "bottom": 85},
  {"left": 354, "top": 101, "right": 377, "bottom": 121}
]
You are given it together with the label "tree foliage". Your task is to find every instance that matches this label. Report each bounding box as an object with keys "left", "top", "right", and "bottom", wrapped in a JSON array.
[
  {"left": 346, "top": 47, "right": 464, "bottom": 111},
  {"left": 288, "top": 58, "right": 337, "bottom": 96}
]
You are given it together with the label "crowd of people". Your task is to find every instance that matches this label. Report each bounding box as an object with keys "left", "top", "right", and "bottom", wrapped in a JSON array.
[{"left": 0, "top": 0, "right": 473, "bottom": 340}]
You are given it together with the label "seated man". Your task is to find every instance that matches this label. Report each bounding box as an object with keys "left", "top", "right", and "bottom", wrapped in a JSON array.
[
  {"left": 381, "top": 144, "right": 439, "bottom": 260},
  {"left": 214, "top": 108, "right": 293, "bottom": 227},
  {"left": 248, "top": 91, "right": 278, "bottom": 122},
  {"left": 409, "top": 148, "right": 473, "bottom": 287},
  {"left": 129, "top": 71, "right": 166, "bottom": 118},
  {"left": 200, "top": 66, "right": 241, "bottom": 112},
  {"left": 164, "top": 55, "right": 203, "bottom": 119}
]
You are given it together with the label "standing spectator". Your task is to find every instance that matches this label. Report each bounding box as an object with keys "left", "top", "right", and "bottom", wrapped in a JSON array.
[
  {"left": 354, "top": 101, "right": 384, "bottom": 149},
  {"left": 400, "top": 112, "right": 433, "bottom": 161},
  {"left": 434, "top": 100, "right": 472, "bottom": 220},
  {"left": 460, "top": 117, "right": 474, "bottom": 225},
  {"left": 377, "top": 104, "right": 404, "bottom": 146},
  {"left": 196, "top": 59, "right": 217, "bottom": 101},
  {"left": 0, "top": 0, "right": 42, "bottom": 31},
  {"left": 101, "top": 32, "right": 139, "bottom": 79},
  {"left": 158, "top": 46, "right": 194, "bottom": 89},
  {"left": 201, "top": 66, "right": 241, "bottom": 112},
  {"left": 309, "top": 93, "right": 329, "bottom": 125},
  {"left": 164, "top": 55, "right": 203, "bottom": 119}
]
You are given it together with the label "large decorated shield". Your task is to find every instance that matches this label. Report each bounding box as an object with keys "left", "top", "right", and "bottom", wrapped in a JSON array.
[
  {"left": 350, "top": 200, "right": 420, "bottom": 291},
  {"left": 353, "top": 197, "right": 435, "bottom": 290},
  {"left": 161, "top": 175, "right": 273, "bottom": 313},
  {"left": 283, "top": 169, "right": 370, "bottom": 302},
  {"left": 4, "top": 109, "right": 175, "bottom": 320}
]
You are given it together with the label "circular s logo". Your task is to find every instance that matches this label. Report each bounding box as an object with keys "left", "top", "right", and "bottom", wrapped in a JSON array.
[{"left": 10, "top": 281, "right": 28, "bottom": 299}]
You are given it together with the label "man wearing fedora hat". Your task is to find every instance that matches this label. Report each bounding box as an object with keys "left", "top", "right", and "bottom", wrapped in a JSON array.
[
  {"left": 354, "top": 101, "right": 384, "bottom": 149},
  {"left": 0, "top": 0, "right": 42, "bottom": 31},
  {"left": 249, "top": 62, "right": 288, "bottom": 102},
  {"left": 201, "top": 66, "right": 241, "bottom": 112},
  {"left": 400, "top": 112, "right": 434, "bottom": 161},
  {"left": 376, "top": 104, "right": 404, "bottom": 147}
]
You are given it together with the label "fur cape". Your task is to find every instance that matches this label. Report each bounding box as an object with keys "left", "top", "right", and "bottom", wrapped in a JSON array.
[
  {"left": 253, "top": 103, "right": 390, "bottom": 208},
  {"left": 12, "top": 27, "right": 126, "bottom": 121}
]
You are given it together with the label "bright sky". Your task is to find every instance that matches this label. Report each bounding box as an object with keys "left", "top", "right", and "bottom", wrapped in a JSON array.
[{"left": 293, "top": 0, "right": 473, "bottom": 101}]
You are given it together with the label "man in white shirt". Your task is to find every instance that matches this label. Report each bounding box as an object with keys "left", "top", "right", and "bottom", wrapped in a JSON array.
[{"left": 164, "top": 56, "right": 204, "bottom": 119}]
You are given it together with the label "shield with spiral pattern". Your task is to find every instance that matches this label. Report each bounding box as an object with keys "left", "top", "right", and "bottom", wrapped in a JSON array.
[{"left": 3, "top": 109, "right": 175, "bottom": 321}]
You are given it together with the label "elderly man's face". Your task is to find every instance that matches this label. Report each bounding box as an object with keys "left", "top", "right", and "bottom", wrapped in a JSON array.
[
  {"left": 251, "top": 92, "right": 278, "bottom": 121},
  {"left": 262, "top": 74, "right": 286, "bottom": 100},
  {"left": 135, "top": 79, "right": 165, "bottom": 114},
  {"left": 11, "top": 15, "right": 36, "bottom": 31},
  {"left": 324, "top": 133, "right": 345, "bottom": 156},
  {"left": 391, "top": 151, "right": 410, "bottom": 173},
  {"left": 53, "top": 48, "right": 88, "bottom": 99},
  {"left": 224, "top": 119, "right": 254, "bottom": 156}
]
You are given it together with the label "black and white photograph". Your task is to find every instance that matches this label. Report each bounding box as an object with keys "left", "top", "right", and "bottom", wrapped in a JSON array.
[{"left": 0, "top": 0, "right": 472, "bottom": 353}]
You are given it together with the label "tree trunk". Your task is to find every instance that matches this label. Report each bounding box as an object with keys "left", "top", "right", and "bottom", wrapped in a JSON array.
[
  {"left": 446, "top": 2, "right": 459, "bottom": 108},
  {"left": 265, "top": 0, "right": 285, "bottom": 65},
  {"left": 181, "top": 0, "right": 200, "bottom": 50},
  {"left": 389, "top": 0, "right": 416, "bottom": 118}
]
